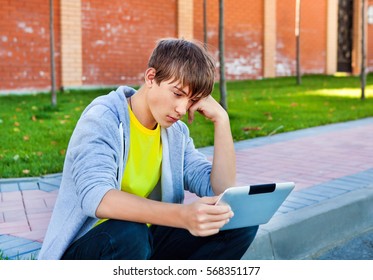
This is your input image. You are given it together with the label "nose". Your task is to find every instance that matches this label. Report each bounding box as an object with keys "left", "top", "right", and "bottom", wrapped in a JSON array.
[{"left": 175, "top": 98, "right": 189, "bottom": 117}]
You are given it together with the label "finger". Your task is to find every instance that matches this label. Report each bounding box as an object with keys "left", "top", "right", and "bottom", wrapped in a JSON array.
[
  {"left": 188, "top": 103, "right": 200, "bottom": 124},
  {"left": 197, "top": 197, "right": 232, "bottom": 215},
  {"left": 194, "top": 208, "right": 233, "bottom": 226},
  {"left": 203, "top": 210, "right": 234, "bottom": 223},
  {"left": 199, "top": 196, "right": 220, "bottom": 205},
  {"left": 188, "top": 108, "right": 195, "bottom": 124},
  {"left": 191, "top": 228, "right": 220, "bottom": 237},
  {"left": 192, "top": 219, "right": 230, "bottom": 236}
]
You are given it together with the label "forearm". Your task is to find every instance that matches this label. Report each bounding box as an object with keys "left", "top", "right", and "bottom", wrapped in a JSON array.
[
  {"left": 210, "top": 112, "right": 236, "bottom": 194},
  {"left": 96, "top": 189, "right": 185, "bottom": 228},
  {"left": 96, "top": 189, "right": 233, "bottom": 237}
]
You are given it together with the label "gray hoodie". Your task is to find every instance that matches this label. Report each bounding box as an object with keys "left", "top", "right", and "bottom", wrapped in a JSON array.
[{"left": 38, "top": 86, "right": 214, "bottom": 259}]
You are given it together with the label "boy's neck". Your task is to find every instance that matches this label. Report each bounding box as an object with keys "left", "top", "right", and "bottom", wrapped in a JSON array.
[{"left": 130, "top": 86, "right": 158, "bottom": 130}]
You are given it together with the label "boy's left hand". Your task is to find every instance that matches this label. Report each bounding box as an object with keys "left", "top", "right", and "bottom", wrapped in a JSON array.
[{"left": 188, "top": 95, "right": 228, "bottom": 124}]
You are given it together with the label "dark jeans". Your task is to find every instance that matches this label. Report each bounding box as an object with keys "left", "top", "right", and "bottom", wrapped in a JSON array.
[{"left": 61, "top": 219, "right": 258, "bottom": 260}]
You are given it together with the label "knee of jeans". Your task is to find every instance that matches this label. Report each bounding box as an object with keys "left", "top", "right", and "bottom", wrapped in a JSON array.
[{"left": 108, "top": 221, "right": 152, "bottom": 259}]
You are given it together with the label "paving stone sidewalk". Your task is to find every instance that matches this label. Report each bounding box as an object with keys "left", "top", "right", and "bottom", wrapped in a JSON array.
[{"left": 1, "top": 117, "right": 373, "bottom": 259}]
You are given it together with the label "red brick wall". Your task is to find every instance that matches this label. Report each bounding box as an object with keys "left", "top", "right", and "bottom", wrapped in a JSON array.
[
  {"left": 0, "top": 0, "right": 61, "bottom": 93},
  {"left": 81, "top": 0, "right": 177, "bottom": 86},
  {"left": 276, "top": 0, "right": 327, "bottom": 76},
  {"left": 195, "top": 0, "right": 327, "bottom": 79},
  {"left": 194, "top": 0, "right": 264, "bottom": 80},
  {"left": 0, "top": 0, "right": 370, "bottom": 93}
]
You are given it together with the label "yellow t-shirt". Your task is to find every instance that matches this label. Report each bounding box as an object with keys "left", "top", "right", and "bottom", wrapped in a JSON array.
[
  {"left": 95, "top": 105, "right": 162, "bottom": 226},
  {"left": 121, "top": 106, "right": 162, "bottom": 196}
]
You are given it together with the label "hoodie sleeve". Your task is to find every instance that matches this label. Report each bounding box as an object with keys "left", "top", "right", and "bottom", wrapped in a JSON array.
[{"left": 67, "top": 104, "right": 122, "bottom": 217}]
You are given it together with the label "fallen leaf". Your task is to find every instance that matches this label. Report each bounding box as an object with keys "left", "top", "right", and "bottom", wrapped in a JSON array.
[
  {"left": 23, "top": 135, "right": 30, "bottom": 141},
  {"left": 242, "top": 126, "right": 261, "bottom": 131},
  {"left": 22, "top": 169, "right": 30, "bottom": 174},
  {"left": 263, "top": 112, "right": 273, "bottom": 120}
]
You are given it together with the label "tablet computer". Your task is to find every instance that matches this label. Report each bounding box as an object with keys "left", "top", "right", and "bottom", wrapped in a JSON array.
[{"left": 216, "top": 182, "right": 295, "bottom": 230}]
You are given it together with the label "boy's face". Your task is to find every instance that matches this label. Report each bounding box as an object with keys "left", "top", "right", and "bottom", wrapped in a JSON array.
[{"left": 147, "top": 79, "right": 199, "bottom": 128}]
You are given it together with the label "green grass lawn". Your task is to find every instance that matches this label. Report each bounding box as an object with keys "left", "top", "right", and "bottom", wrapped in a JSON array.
[{"left": 0, "top": 74, "right": 372, "bottom": 178}]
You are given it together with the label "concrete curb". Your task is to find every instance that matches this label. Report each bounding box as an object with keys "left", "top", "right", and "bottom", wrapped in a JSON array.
[{"left": 242, "top": 184, "right": 373, "bottom": 259}]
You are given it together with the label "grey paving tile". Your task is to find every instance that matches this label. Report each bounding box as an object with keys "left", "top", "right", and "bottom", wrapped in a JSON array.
[
  {"left": 0, "top": 183, "right": 19, "bottom": 192},
  {"left": 0, "top": 234, "right": 16, "bottom": 243},
  {"left": 5, "top": 242, "right": 41, "bottom": 259},
  {"left": 19, "top": 181, "right": 40, "bottom": 191},
  {"left": 282, "top": 200, "right": 308, "bottom": 210},
  {"left": 326, "top": 181, "right": 363, "bottom": 191},
  {"left": 285, "top": 194, "right": 318, "bottom": 206},
  {"left": 39, "top": 176, "right": 62, "bottom": 188},
  {"left": 302, "top": 185, "right": 349, "bottom": 198},
  {"left": 0, "top": 237, "right": 33, "bottom": 250},
  {"left": 291, "top": 190, "right": 328, "bottom": 203},
  {"left": 38, "top": 182, "right": 59, "bottom": 192},
  {"left": 0, "top": 235, "right": 41, "bottom": 259}
]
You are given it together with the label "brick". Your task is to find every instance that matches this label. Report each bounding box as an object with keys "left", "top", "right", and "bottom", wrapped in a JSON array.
[
  {"left": 0, "top": 200, "right": 25, "bottom": 212},
  {"left": 3, "top": 210, "right": 27, "bottom": 222},
  {"left": 1, "top": 191, "right": 22, "bottom": 202},
  {"left": 23, "top": 198, "right": 47, "bottom": 212},
  {"left": 0, "top": 220, "right": 30, "bottom": 235}
]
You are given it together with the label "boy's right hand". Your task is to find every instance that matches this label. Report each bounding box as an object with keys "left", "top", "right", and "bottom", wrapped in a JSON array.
[{"left": 181, "top": 196, "right": 234, "bottom": 237}]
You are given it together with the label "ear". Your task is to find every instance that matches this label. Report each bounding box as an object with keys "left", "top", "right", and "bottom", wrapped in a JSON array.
[{"left": 144, "top": 68, "right": 156, "bottom": 88}]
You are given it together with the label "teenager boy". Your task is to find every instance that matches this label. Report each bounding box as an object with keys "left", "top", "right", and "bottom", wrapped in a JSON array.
[{"left": 38, "top": 38, "right": 258, "bottom": 260}]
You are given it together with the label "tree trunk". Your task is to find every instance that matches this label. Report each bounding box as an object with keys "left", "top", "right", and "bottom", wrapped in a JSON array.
[
  {"left": 219, "top": 0, "right": 228, "bottom": 111},
  {"left": 203, "top": 0, "right": 208, "bottom": 48},
  {"left": 50, "top": 0, "right": 57, "bottom": 106},
  {"left": 361, "top": 0, "right": 366, "bottom": 100},
  {"left": 295, "top": 0, "right": 301, "bottom": 85}
]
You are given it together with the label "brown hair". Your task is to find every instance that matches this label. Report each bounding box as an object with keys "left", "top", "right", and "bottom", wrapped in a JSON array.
[{"left": 147, "top": 38, "right": 216, "bottom": 99}]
